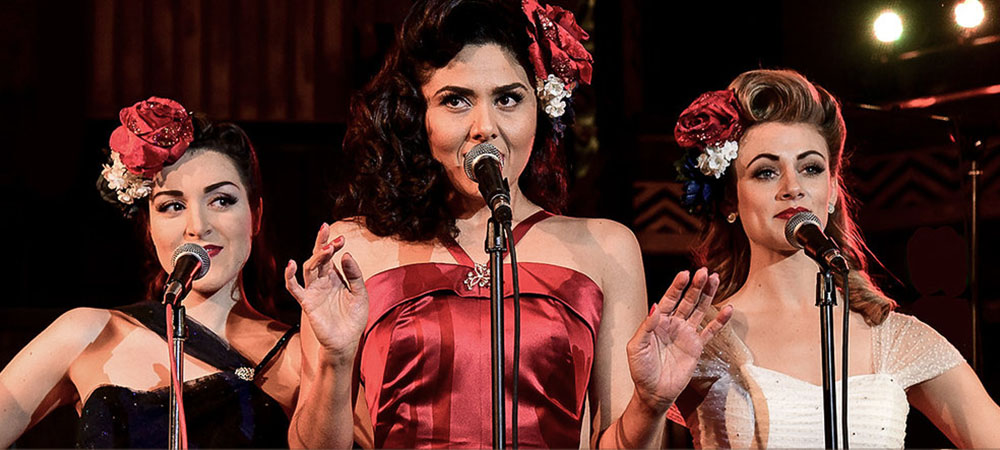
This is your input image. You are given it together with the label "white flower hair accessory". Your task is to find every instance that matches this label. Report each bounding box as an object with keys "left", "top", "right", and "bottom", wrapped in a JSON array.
[
  {"left": 695, "top": 140, "right": 739, "bottom": 179},
  {"left": 536, "top": 74, "right": 571, "bottom": 118},
  {"left": 101, "top": 151, "right": 154, "bottom": 205}
]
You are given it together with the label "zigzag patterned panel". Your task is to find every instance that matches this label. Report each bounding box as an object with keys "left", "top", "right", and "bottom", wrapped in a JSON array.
[
  {"left": 850, "top": 145, "right": 960, "bottom": 207},
  {"left": 631, "top": 137, "right": 999, "bottom": 254},
  {"left": 632, "top": 181, "right": 701, "bottom": 254}
]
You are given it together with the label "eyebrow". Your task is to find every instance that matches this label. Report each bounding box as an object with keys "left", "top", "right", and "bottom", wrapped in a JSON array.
[
  {"left": 150, "top": 181, "right": 238, "bottom": 201},
  {"left": 746, "top": 150, "right": 826, "bottom": 167},
  {"left": 204, "top": 181, "right": 238, "bottom": 193},
  {"left": 433, "top": 83, "right": 528, "bottom": 98}
]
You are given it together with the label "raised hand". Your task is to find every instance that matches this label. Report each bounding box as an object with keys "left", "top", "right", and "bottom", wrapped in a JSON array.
[
  {"left": 284, "top": 223, "right": 368, "bottom": 366},
  {"left": 626, "top": 267, "right": 733, "bottom": 413}
]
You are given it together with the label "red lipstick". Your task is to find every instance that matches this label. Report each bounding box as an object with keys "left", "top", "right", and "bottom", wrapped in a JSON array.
[
  {"left": 775, "top": 206, "right": 810, "bottom": 220},
  {"left": 203, "top": 245, "right": 223, "bottom": 257}
]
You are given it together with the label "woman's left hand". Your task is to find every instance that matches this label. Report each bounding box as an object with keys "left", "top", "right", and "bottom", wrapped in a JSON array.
[{"left": 625, "top": 267, "right": 733, "bottom": 414}]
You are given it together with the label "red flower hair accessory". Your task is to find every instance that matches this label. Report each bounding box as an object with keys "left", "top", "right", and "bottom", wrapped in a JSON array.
[
  {"left": 675, "top": 90, "right": 744, "bottom": 150},
  {"left": 673, "top": 90, "right": 746, "bottom": 215},
  {"left": 521, "top": 0, "right": 593, "bottom": 119},
  {"left": 109, "top": 96, "right": 194, "bottom": 178},
  {"left": 674, "top": 90, "right": 745, "bottom": 179},
  {"left": 102, "top": 97, "right": 194, "bottom": 205}
]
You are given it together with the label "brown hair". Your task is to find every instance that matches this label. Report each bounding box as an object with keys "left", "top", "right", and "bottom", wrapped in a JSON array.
[{"left": 691, "top": 69, "right": 895, "bottom": 325}]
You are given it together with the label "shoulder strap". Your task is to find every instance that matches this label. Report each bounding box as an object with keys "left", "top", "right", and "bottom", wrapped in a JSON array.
[
  {"left": 117, "top": 302, "right": 255, "bottom": 372},
  {"left": 442, "top": 209, "right": 554, "bottom": 265},
  {"left": 254, "top": 324, "right": 299, "bottom": 374},
  {"left": 509, "top": 210, "right": 553, "bottom": 246}
]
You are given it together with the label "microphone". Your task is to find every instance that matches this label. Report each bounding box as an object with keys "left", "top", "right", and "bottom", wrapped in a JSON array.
[
  {"left": 163, "top": 243, "right": 211, "bottom": 306},
  {"left": 463, "top": 143, "right": 513, "bottom": 223},
  {"left": 784, "top": 211, "right": 850, "bottom": 274}
]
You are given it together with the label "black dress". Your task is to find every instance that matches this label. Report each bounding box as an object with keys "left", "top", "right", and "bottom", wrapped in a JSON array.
[{"left": 76, "top": 303, "right": 298, "bottom": 448}]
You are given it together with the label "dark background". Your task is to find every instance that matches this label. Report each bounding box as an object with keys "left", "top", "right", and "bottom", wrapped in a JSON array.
[{"left": 1, "top": 0, "right": 998, "bottom": 447}]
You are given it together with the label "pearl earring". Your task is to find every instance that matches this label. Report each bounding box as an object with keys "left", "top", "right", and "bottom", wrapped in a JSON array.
[
  {"left": 828, "top": 203, "right": 836, "bottom": 214},
  {"left": 726, "top": 212, "right": 738, "bottom": 223}
]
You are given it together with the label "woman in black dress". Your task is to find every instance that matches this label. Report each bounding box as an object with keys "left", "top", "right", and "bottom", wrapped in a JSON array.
[{"left": 0, "top": 97, "right": 304, "bottom": 448}]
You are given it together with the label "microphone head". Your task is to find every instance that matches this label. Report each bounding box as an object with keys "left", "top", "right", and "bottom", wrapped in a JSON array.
[
  {"left": 172, "top": 243, "right": 211, "bottom": 280},
  {"left": 784, "top": 211, "right": 821, "bottom": 249},
  {"left": 463, "top": 143, "right": 503, "bottom": 182}
]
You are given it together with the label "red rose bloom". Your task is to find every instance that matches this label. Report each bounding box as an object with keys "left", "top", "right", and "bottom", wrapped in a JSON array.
[
  {"left": 109, "top": 96, "right": 194, "bottom": 177},
  {"left": 674, "top": 90, "right": 744, "bottom": 149},
  {"left": 522, "top": 0, "right": 593, "bottom": 87}
]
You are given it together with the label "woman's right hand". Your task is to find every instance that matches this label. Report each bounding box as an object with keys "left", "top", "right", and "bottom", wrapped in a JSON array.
[{"left": 284, "top": 223, "right": 369, "bottom": 366}]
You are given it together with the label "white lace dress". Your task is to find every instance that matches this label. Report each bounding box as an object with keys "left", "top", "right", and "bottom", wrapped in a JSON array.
[{"left": 683, "top": 312, "right": 965, "bottom": 448}]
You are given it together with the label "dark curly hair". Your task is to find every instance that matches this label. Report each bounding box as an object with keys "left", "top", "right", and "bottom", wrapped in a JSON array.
[
  {"left": 98, "top": 116, "right": 283, "bottom": 321},
  {"left": 334, "top": 0, "right": 570, "bottom": 242}
]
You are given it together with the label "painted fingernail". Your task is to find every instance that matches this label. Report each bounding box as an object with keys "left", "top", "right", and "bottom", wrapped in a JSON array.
[
  {"left": 320, "top": 222, "right": 329, "bottom": 232},
  {"left": 649, "top": 303, "right": 657, "bottom": 316},
  {"left": 322, "top": 242, "right": 334, "bottom": 250},
  {"left": 287, "top": 259, "right": 293, "bottom": 268},
  {"left": 333, "top": 236, "right": 344, "bottom": 245}
]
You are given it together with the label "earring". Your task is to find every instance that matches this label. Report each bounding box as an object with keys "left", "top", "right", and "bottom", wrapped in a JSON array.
[
  {"left": 726, "top": 212, "right": 738, "bottom": 223},
  {"left": 828, "top": 203, "right": 836, "bottom": 214}
]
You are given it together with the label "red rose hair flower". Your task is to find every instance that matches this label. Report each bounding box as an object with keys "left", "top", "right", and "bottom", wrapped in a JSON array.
[
  {"left": 522, "top": 0, "right": 593, "bottom": 88},
  {"left": 673, "top": 89, "right": 747, "bottom": 214},
  {"left": 674, "top": 90, "right": 745, "bottom": 150},
  {"left": 109, "top": 96, "right": 194, "bottom": 177}
]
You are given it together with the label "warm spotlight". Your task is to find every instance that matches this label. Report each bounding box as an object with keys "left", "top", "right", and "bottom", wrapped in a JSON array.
[
  {"left": 955, "top": 0, "right": 985, "bottom": 29},
  {"left": 874, "top": 10, "right": 904, "bottom": 43}
]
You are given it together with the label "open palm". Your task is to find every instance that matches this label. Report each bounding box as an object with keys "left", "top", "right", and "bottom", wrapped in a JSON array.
[{"left": 626, "top": 268, "right": 733, "bottom": 413}]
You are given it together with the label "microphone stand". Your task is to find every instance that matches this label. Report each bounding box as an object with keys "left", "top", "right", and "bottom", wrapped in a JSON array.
[
  {"left": 167, "top": 302, "right": 186, "bottom": 450},
  {"left": 816, "top": 270, "right": 839, "bottom": 449},
  {"left": 486, "top": 217, "right": 507, "bottom": 449}
]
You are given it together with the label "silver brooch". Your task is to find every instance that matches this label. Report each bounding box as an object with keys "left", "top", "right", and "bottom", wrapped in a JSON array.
[
  {"left": 234, "top": 366, "right": 255, "bottom": 381},
  {"left": 464, "top": 263, "right": 490, "bottom": 290}
]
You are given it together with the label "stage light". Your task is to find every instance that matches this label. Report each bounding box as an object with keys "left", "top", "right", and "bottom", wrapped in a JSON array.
[
  {"left": 874, "top": 10, "right": 904, "bottom": 43},
  {"left": 955, "top": 0, "right": 985, "bottom": 29}
]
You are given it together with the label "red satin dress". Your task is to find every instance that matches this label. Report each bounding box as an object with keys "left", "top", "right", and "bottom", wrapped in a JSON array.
[{"left": 359, "top": 211, "right": 604, "bottom": 448}]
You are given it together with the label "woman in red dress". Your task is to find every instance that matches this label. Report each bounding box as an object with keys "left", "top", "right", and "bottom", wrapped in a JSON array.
[{"left": 284, "top": 1, "right": 731, "bottom": 447}]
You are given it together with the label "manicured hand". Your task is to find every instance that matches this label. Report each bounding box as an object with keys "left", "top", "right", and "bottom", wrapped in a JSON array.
[
  {"left": 626, "top": 267, "right": 733, "bottom": 413},
  {"left": 284, "top": 224, "right": 368, "bottom": 366}
]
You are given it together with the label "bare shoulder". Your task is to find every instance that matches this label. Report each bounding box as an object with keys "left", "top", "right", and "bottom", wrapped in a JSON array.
[
  {"left": 536, "top": 215, "right": 640, "bottom": 254},
  {"left": 2, "top": 307, "right": 115, "bottom": 380},
  {"left": 330, "top": 217, "right": 399, "bottom": 250},
  {"left": 329, "top": 217, "right": 369, "bottom": 238},
  {"left": 540, "top": 215, "right": 641, "bottom": 264},
  {"left": 46, "top": 307, "right": 115, "bottom": 346},
  {"left": 328, "top": 217, "right": 408, "bottom": 275},
  {"left": 532, "top": 215, "right": 644, "bottom": 289}
]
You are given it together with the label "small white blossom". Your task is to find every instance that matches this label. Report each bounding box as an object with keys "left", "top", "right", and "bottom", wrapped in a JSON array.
[
  {"left": 536, "top": 74, "right": 572, "bottom": 118},
  {"left": 543, "top": 97, "right": 567, "bottom": 118},
  {"left": 102, "top": 151, "right": 153, "bottom": 205},
  {"left": 696, "top": 140, "right": 739, "bottom": 179},
  {"left": 717, "top": 140, "right": 738, "bottom": 161}
]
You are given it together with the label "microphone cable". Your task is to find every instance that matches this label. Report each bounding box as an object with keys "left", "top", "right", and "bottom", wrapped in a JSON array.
[
  {"left": 503, "top": 222, "right": 520, "bottom": 450},
  {"left": 842, "top": 272, "right": 850, "bottom": 449}
]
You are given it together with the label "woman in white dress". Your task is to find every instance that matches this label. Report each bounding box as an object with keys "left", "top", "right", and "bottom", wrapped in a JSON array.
[{"left": 669, "top": 69, "right": 1000, "bottom": 448}]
